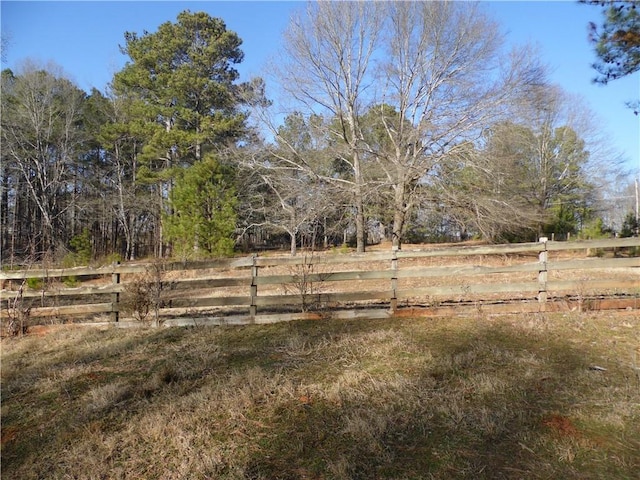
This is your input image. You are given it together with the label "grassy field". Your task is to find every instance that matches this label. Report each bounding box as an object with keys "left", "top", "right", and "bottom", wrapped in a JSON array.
[{"left": 1, "top": 312, "right": 639, "bottom": 479}]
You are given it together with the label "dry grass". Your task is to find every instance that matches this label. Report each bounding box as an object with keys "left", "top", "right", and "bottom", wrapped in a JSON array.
[{"left": 2, "top": 312, "right": 639, "bottom": 479}]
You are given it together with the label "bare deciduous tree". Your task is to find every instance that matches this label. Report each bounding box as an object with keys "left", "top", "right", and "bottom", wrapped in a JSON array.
[
  {"left": 368, "top": 1, "right": 545, "bottom": 248},
  {"left": 442, "top": 85, "right": 627, "bottom": 241},
  {"left": 239, "top": 127, "right": 340, "bottom": 256},
  {"left": 266, "top": 1, "right": 384, "bottom": 253},
  {"left": 1, "top": 61, "right": 86, "bottom": 258},
  {"left": 260, "top": 1, "right": 545, "bottom": 250}
]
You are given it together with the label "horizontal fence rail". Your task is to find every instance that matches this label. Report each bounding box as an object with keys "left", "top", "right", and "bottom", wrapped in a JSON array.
[{"left": 1, "top": 237, "right": 639, "bottom": 329}]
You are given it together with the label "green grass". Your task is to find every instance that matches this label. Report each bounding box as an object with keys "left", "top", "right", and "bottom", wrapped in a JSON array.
[{"left": 1, "top": 312, "right": 639, "bottom": 479}]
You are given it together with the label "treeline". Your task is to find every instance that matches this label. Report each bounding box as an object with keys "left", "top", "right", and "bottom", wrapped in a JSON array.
[{"left": 1, "top": 5, "right": 636, "bottom": 266}]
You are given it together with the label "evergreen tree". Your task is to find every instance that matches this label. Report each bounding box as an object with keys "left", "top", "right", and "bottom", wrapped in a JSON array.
[
  {"left": 164, "top": 155, "right": 237, "bottom": 259},
  {"left": 585, "top": 0, "right": 640, "bottom": 83},
  {"left": 583, "top": 0, "right": 640, "bottom": 112},
  {"left": 111, "top": 10, "right": 261, "bottom": 257},
  {"left": 620, "top": 211, "right": 639, "bottom": 237},
  {"left": 113, "top": 10, "right": 252, "bottom": 173}
]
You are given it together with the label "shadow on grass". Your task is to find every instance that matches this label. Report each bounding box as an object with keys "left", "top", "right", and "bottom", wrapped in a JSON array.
[
  {"left": 2, "top": 315, "right": 639, "bottom": 479},
  {"left": 241, "top": 318, "right": 639, "bottom": 480},
  {"left": 1, "top": 327, "right": 194, "bottom": 468}
]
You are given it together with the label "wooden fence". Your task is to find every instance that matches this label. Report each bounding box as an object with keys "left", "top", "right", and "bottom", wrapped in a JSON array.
[{"left": 1, "top": 237, "right": 639, "bottom": 330}]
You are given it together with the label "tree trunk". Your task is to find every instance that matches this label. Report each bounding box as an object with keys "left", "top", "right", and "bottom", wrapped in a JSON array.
[
  {"left": 1, "top": 168, "right": 9, "bottom": 257},
  {"left": 392, "top": 184, "right": 407, "bottom": 250},
  {"left": 353, "top": 150, "right": 366, "bottom": 253}
]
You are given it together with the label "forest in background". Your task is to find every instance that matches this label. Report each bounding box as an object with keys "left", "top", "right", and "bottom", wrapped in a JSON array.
[{"left": 1, "top": 2, "right": 638, "bottom": 267}]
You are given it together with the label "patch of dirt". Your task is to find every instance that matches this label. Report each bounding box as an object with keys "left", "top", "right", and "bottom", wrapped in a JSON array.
[
  {"left": 1, "top": 425, "right": 19, "bottom": 445},
  {"left": 542, "top": 414, "right": 579, "bottom": 437}
]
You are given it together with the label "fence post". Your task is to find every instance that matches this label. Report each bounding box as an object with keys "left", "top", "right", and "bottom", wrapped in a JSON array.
[
  {"left": 390, "top": 246, "right": 398, "bottom": 313},
  {"left": 538, "top": 237, "right": 548, "bottom": 310},
  {"left": 249, "top": 255, "right": 258, "bottom": 321},
  {"left": 111, "top": 262, "right": 120, "bottom": 323}
]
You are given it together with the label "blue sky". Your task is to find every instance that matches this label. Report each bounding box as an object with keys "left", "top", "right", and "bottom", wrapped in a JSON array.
[{"left": 1, "top": 1, "right": 638, "bottom": 175}]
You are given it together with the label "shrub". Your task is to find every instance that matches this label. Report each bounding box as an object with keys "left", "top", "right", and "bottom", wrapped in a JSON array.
[
  {"left": 620, "top": 212, "right": 638, "bottom": 238},
  {"left": 26, "top": 277, "right": 43, "bottom": 290},
  {"left": 2, "top": 281, "right": 30, "bottom": 336},
  {"left": 69, "top": 228, "right": 92, "bottom": 265},
  {"left": 119, "top": 261, "right": 172, "bottom": 326},
  {"left": 579, "top": 217, "right": 608, "bottom": 240},
  {"left": 62, "top": 276, "right": 79, "bottom": 287}
]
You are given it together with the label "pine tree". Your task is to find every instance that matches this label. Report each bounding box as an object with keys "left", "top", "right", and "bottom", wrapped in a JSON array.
[
  {"left": 164, "top": 155, "right": 237, "bottom": 259},
  {"left": 111, "top": 10, "right": 263, "bottom": 257}
]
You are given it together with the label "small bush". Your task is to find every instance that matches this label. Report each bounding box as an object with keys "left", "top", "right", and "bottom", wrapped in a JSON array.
[
  {"left": 579, "top": 217, "right": 608, "bottom": 240},
  {"left": 63, "top": 276, "right": 79, "bottom": 287},
  {"left": 619, "top": 212, "right": 638, "bottom": 238},
  {"left": 2, "top": 281, "right": 30, "bottom": 336},
  {"left": 331, "top": 243, "right": 350, "bottom": 255},
  {"left": 26, "top": 277, "right": 43, "bottom": 290},
  {"left": 281, "top": 253, "right": 329, "bottom": 313},
  {"left": 120, "top": 275, "right": 154, "bottom": 324},
  {"left": 69, "top": 228, "right": 92, "bottom": 265},
  {"left": 101, "top": 252, "right": 123, "bottom": 266},
  {"left": 119, "top": 261, "right": 171, "bottom": 326}
]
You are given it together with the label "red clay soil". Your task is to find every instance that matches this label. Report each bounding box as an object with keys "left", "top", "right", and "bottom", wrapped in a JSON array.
[
  {"left": 1, "top": 425, "right": 19, "bottom": 446},
  {"left": 542, "top": 414, "right": 580, "bottom": 437}
]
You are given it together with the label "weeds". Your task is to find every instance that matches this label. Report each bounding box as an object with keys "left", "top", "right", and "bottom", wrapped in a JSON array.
[
  {"left": 2, "top": 280, "right": 30, "bottom": 336},
  {"left": 282, "top": 252, "right": 329, "bottom": 312},
  {"left": 119, "top": 260, "right": 173, "bottom": 326},
  {"left": 25, "top": 277, "right": 43, "bottom": 290}
]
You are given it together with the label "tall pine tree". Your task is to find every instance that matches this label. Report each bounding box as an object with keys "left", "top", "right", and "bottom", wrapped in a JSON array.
[{"left": 111, "top": 10, "right": 259, "bottom": 257}]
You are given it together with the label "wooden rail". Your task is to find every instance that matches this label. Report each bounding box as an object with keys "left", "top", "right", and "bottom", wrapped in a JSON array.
[{"left": 1, "top": 237, "right": 638, "bottom": 328}]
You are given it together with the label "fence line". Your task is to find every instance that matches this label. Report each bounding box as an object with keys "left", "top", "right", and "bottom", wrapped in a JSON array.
[{"left": 1, "top": 237, "right": 639, "bottom": 329}]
